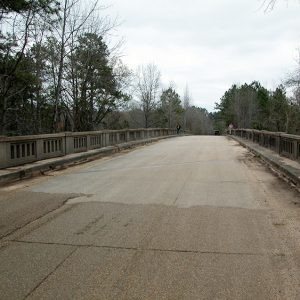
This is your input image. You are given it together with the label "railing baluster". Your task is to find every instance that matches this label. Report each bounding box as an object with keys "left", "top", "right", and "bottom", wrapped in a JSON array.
[
  {"left": 0, "top": 128, "right": 175, "bottom": 169},
  {"left": 231, "top": 128, "right": 300, "bottom": 161}
]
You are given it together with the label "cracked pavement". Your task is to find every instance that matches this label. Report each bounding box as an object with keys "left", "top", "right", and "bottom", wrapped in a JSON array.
[{"left": 0, "top": 136, "right": 300, "bottom": 299}]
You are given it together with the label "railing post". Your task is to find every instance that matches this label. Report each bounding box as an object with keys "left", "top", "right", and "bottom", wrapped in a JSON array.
[
  {"left": 106, "top": 133, "right": 110, "bottom": 146},
  {"left": 293, "top": 140, "right": 298, "bottom": 160},
  {"left": 36, "top": 139, "right": 43, "bottom": 160},
  {"left": 127, "top": 131, "right": 130, "bottom": 141},
  {"left": 275, "top": 134, "right": 280, "bottom": 154},
  {"left": 140, "top": 130, "right": 144, "bottom": 140},
  {"left": 0, "top": 128, "right": 177, "bottom": 169},
  {"left": 116, "top": 132, "right": 121, "bottom": 143},
  {"left": 0, "top": 141, "right": 8, "bottom": 169},
  {"left": 65, "top": 132, "right": 73, "bottom": 155},
  {"left": 259, "top": 132, "right": 263, "bottom": 146},
  {"left": 87, "top": 134, "right": 92, "bottom": 151}
]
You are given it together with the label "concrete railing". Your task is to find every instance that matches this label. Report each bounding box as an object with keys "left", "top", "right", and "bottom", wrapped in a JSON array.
[
  {"left": 231, "top": 129, "right": 300, "bottom": 162},
  {"left": 0, "top": 128, "right": 176, "bottom": 169}
]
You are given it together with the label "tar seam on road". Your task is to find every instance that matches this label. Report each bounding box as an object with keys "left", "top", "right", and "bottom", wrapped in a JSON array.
[
  {"left": 173, "top": 167, "right": 193, "bottom": 205},
  {"left": 22, "top": 247, "right": 78, "bottom": 300},
  {"left": 11, "top": 239, "right": 268, "bottom": 257},
  {"left": 72, "top": 159, "right": 235, "bottom": 175},
  {"left": 0, "top": 200, "right": 80, "bottom": 243},
  {"left": 0, "top": 196, "right": 79, "bottom": 241}
]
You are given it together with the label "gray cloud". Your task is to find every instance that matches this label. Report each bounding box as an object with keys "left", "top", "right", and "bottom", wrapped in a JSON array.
[{"left": 107, "top": 0, "right": 300, "bottom": 111}]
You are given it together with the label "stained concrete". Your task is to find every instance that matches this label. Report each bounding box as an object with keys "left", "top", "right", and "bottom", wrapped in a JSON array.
[
  {"left": 231, "top": 135, "right": 300, "bottom": 186},
  {"left": 0, "top": 136, "right": 300, "bottom": 299}
]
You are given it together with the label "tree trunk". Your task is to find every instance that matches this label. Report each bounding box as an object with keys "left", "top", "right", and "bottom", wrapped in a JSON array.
[
  {"left": 0, "top": 108, "right": 6, "bottom": 135},
  {"left": 52, "top": 0, "right": 68, "bottom": 132}
]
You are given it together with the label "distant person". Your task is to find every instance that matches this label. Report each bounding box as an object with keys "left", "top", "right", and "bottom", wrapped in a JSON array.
[{"left": 176, "top": 124, "right": 181, "bottom": 135}]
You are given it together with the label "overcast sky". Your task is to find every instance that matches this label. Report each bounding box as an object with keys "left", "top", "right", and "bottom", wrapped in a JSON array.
[{"left": 107, "top": 0, "right": 300, "bottom": 111}]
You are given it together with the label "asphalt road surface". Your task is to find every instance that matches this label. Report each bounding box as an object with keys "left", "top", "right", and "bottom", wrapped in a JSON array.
[{"left": 1, "top": 136, "right": 300, "bottom": 299}]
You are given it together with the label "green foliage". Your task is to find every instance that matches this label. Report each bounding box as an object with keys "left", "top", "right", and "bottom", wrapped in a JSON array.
[
  {"left": 68, "top": 32, "right": 129, "bottom": 131},
  {"left": 0, "top": 51, "right": 39, "bottom": 135},
  {"left": 158, "top": 87, "right": 183, "bottom": 128},
  {"left": 215, "top": 81, "right": 300, "bottom": 134},
  {"left": 210, "top": 111, "right": 226, "bottom": 134},
  {"left": 185, "top": 106, "right": 212, "bottom": 135},
  {"left": 0, "top": 0, "right": 60, "bottom": 15},
  {"left": 0, "top": 0, "right": 134, "bottom": 135}
]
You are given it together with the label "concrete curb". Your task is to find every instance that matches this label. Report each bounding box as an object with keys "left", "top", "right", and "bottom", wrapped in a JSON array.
[
  {"left": 0, "top": 135, "right": 177, "bottom": 185},
  {"left": 230, "top": 135, "right": 300, "bottom": 187}
]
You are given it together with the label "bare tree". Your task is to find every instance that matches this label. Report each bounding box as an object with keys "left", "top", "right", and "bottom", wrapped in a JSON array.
[
  {"left": 135, "top": 64, "right": 161, "bottom": 128},
  {"left": 185, "top": 106, "right": 213, "bottom": 135},
  {"left": 50, "top": 0, "right": 103, "bottom": 131},
  {"left": 262, "top": 0, "right": 278, "bottom": 11},
  {"left": 50, "top": 0, "right": 126, "bottom": 132},
  {"left": 261, "top": 0, "right": 300, "bottom": 11},
  {"left": 183, "top": 84, "right": 191, "bottom": 131},
  {"left": 285, "top": 49, "right": 300, "bottom": 105}
]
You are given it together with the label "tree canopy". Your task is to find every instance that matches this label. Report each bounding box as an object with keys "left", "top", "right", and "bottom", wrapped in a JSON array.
[
  {"left": 214, "top": 81, "right": 300, "bottom": 134},
  {"left": 0, "top": 0, "right": 60, "bottom": 17}
]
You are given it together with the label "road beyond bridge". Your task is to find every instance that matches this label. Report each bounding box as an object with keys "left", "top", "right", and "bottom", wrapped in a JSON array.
[{"left": 0, "top": 136, "right": 300, "bottom": 299}]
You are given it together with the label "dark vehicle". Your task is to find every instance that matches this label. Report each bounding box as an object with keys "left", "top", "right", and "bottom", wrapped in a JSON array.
[{"left": 214, "top": 130, "right": 220, "bottom": 135}]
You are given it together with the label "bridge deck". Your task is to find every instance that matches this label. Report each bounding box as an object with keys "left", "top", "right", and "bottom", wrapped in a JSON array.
[{"left": 0, "top": 136, "right": 300, "bottom": 299}]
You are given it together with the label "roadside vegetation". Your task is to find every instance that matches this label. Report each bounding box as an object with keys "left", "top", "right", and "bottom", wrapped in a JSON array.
[
  {"left": 212, "top": 0, "right": 300, "bottom": 134},
  {"left": 0, "top": 0, "right": 212, "bottom": 136},
  {"left": 0, "top": 0, "right": 299, "bottom": 136},
  {"left": 213, "top": 74, "right": 300, "bottom": 134}
]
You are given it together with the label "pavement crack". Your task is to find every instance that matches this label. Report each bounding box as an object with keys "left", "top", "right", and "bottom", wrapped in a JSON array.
[
  {"left": 173, "top": 168, "right": 193, "bottom": 205},
  {"left": 12, "top": 239, "right": 266, "bottom": 257},
  {"left": 75, "top": 214, "right": 104, "bottom": 235},
  {"left": 23, "top": 247, "right": 78, "bottom": 300},
  {"left": 0, "top": 196, "right": 79, "bottom": 241}
]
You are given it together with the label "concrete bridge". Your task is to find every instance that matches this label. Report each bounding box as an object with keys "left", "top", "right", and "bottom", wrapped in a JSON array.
[{"left": 0, "top": 135, "right": 300, "bottom": 299}]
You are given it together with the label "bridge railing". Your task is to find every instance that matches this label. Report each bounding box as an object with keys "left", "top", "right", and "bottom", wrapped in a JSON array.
[
  {"left": 231, "top": 129, "right": 300, "bottom": 162},
  {"left": 0, "top": 128, "right": 176, "bottom": 169}
]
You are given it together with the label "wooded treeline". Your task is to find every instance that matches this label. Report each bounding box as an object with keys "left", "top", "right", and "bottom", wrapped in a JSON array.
[
  {"left": 3, "top": 0, "right": 298, "bottom": 137},
  {"left": 213, "top": 1, "right": 300, "bottom": 134},
  {"left": 213, "top": 75, "right": 300, "bottom": 134},
  {"left": 0, "top": 0, "right": 213, "bottom": 136}
]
